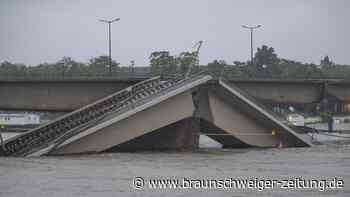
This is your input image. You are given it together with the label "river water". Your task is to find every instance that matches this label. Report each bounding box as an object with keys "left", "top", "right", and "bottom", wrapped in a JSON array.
[{"left": 0, "top": 141, "right": 349, "bottom": 197}]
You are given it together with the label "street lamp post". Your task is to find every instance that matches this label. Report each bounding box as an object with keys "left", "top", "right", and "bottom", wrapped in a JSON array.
[
  {"left": 99, "top": 18, "right": 120, "bottom": 74},
  {"left": 130, "top": 60, "right": 135, "bottom": 74},
  {"left": 242, "top": 25, "right": 261, "bottom": 65}
]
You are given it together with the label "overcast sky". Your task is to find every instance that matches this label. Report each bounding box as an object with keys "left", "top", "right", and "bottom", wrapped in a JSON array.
[{"left": 0, "top": 0, "right": 349, "bottom": 66}]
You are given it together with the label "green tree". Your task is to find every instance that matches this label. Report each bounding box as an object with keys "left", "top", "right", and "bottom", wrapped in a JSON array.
[
  {"left": 0, "top": 61, "right": 28, "bottom": 76},
  {"left": 320, "top": 56, "right": 333, "bottom": 66},
  {"left": 89, "top": 56, "right": 119, "bottom": 75},
  {"left": 177, "top": 51, "right": 197, "bottom": 75},
  {"left": 149, "top": 51, "right": 177, "bottom": 76},
  {"left": 254, "top": 45, "right": 279, "bottom": 67},
  {"left": 233, "top": 61, "right": 246, "bottom": 66},
  {"left": 251, "top": 45, "right": 280, "bottom": 78},
  {"left": 56, "top": 57, "right": 77, "bottom": 76},
  {"left": 207, "top": 60, "right": 227, "bottom": 79}
]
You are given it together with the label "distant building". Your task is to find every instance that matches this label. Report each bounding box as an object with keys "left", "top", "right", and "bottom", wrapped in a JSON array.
[
  {"left": 286, "top": 113, "right": 305, "bottom": 126},
  {"left": 132, "top": 66, "right": 151, "bottom": 74},
  {"left": 320, "top": 92, "right": 350, "bottom": 114},
  {"left": 0, "top": 114, "right": 40, "bottom": 126}
]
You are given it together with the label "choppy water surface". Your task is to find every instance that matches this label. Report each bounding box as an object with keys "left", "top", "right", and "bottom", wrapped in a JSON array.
[{"left": 0, "top": 142, "right": 350, "bottom": 197}]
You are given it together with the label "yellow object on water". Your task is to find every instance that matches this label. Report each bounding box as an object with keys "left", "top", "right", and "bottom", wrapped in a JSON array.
[
  {"left": 0, "top": 121, "right": 5, "bottom": 129},
  {"left": 271, "top": 128, "right": 277, "bottom": 136}
]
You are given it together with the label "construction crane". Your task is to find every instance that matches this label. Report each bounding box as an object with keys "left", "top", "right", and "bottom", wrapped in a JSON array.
[{"left": 185, "top": 40, "right": 203, "bottom": 78}]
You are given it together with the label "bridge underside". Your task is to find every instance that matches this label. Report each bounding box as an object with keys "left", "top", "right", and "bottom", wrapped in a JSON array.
[
  {"left": 233, "top": 81, "right": 323, "bottom": 104},
  {"left": 328, "top": 83, "right": 350, "bottom": 102},
  {"left": 200, "top": 119, "right": 252, "bottom": 148},
  {"left": 48, "top": 80, "right": 311, "bottom": 156},
  {"left": 0, "top": 81, "right": 136, "bottom": 112}
]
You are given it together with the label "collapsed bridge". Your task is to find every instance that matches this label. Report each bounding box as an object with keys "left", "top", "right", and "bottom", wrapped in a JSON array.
[{"left": 0, "top": 75, "right": 312, "bottom": 157}]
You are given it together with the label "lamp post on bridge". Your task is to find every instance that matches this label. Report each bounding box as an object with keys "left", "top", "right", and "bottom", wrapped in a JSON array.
[
  {"left": 130, "top": 60, "right": 135, "bottom": 75},
  {"left": 99, "top": 18, "right": 120, "bottom": 74},
  {"left": 242, "top": 25, "right": 262, "bottom": 65}
]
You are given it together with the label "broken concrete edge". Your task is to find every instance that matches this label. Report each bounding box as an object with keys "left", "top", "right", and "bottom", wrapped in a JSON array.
[
  {"left": 218, "top": 80, "right": 313, "bottom": 147},
  {"left": 50, "top": 75, "right": 213, "bottom": 153}
]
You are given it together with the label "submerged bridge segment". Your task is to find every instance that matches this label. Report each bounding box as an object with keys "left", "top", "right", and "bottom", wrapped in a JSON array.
[
  {"left": 0, "top": 75, "right": 312, "bottom": 157},
  {"left": 199, "top": 81, "right": 311, "bottom": 148}
]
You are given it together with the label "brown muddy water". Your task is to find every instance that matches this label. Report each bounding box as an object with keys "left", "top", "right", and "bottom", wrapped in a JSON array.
[{"left": 0, "top": 141, "right": 350, "bottom": 197}]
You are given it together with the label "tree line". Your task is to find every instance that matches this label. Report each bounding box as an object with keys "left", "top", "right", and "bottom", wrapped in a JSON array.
[
  {"left": 149, "top": 45, "right": 350, "bottom": 80},
  {"left": 0, "top": 56, "right": 120, "bottom": 78},
  {"left": 1, "top": 45, "right": 349, "bottom": 80}
]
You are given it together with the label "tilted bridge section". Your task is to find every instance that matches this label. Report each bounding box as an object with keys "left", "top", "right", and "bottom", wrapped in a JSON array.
[{"left": 0, "top": 74, "right": 312, "bottom": 157}]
